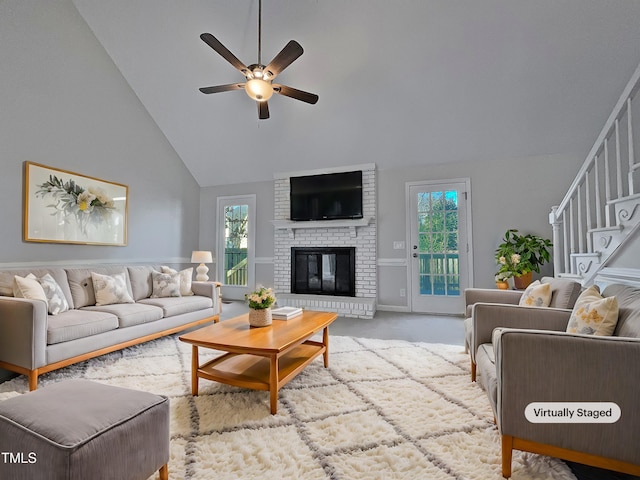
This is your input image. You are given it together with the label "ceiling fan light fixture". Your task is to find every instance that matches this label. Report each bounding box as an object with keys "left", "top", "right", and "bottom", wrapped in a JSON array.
[{"left": 245, "top": 78, "right": 273, "bottom": 101}]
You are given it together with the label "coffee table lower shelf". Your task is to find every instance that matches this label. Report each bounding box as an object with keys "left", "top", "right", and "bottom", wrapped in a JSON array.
[{"left": 194, "top": 340, "right": 326, "bottom": 412}]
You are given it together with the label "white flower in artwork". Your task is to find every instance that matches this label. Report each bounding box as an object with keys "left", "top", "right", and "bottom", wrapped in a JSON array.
[{"left": 77, "top": 191, "right": 96, "bottom": 213}]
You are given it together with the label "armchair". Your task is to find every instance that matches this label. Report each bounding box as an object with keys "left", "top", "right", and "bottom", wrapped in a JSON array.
[
  {"left": 478, "top": 283, "right": 640, "bottom": 478},
  {"left": 464, "top": 277, "right": 581, "bottom": 381}
]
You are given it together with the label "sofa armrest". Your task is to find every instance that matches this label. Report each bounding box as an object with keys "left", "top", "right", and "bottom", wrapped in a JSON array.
[
  {"left": 0, "top": 297, "right": 48, "bottom": 369},
  {"left": 494, "top": 329, "right": 640, "bottom": 465},
  {"left": 191, "top": 281, "right": 221, "bottom": 315},
  {"left": 470, "top": 303, "right": 571, "bottom": 361},
  {"left": 464, "top": 288, "right": 522, "bottom": 317}
]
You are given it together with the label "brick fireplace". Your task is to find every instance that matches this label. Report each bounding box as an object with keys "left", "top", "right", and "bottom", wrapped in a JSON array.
[{"left": 273, "top": 164, "right": 377, "bottom": 318}]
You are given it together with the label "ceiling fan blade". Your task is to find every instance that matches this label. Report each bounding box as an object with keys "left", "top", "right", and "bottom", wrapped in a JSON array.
[
  {"left": 273, "top": 84, "right": 319, "bottom": 104},
  {"left": 199, "top": 83, "right": 245, "bottom": 94},
  {"left": 200, "top": 33, "right": 248, "bottom": 73},
  {"left": 258, "top": 101, "right": 270, "bottom": 120},
  {"left": 264, "top": 40, "right": 304, "bottom": 79}
]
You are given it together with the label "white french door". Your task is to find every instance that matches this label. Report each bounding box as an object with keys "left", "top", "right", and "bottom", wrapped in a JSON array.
[
  {"left": 407, "top": 180, "right": 472, "bottom": 314},
  {"left": 216, "top": 195, "right": 256, "bottom": 301}
]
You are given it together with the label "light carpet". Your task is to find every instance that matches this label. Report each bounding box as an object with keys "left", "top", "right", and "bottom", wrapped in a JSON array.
[{"left": 0, "top": 335, "right": 577, "bottom": 480}]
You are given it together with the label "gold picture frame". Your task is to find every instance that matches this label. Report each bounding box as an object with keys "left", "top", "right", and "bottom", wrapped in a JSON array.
[{"left": 24, "top": 162, "right": 128, "bottom": 246}]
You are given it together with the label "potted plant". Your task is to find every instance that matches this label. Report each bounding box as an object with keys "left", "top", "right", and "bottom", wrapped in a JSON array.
[
  {"left": 495, "top": 229, "right": 552, "bottom": 289},
  {"left": 245, "top": 286, "right": 277, "bottom": 327}
]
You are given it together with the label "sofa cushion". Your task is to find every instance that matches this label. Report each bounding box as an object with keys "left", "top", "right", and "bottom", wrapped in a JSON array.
[
  {"left": 161, "top": 266, "right": 194, "bottom": 296},
  {"left": 138, "top": 295, "right": 213, "bottom": 317},
  {"left": 476, "top": 343, "right": 498, "bottom": 412},
  {"left": 566, "top": 285, "right": 619, "bottom": 336},
  {"left": 66, "top": 267, "right": 134, "bottom": 308},
  {"left": 47, "top": 310, "right": 119, "bottom": 345},
  {"left": 151, "top": 271, "right": 181, "bottom": 298},
  {"left": 0, "top": 268, "right": 74, "bottom": 309},
  {"left": 91, "top": 272, "right": 135, "bottom": 306},
  {"left": 603, "top": 284, "right": 640, "bottom": 338},
  {"left": 127, "top": 265, "right": 157, "bottom": 301},
  {"left": 82, "top": 303, "right": 164, "bottom": 328},
  {"left": 542, "top": 276, "right": 582, "bottom": 309},
  {"left": 518, "top": 280, "right": 552, "bottom": 307}
]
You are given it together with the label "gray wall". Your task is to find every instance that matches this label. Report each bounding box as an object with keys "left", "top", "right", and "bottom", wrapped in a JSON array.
[
  {"left": 0, "top": 1, "right": 200, "bottom": 266},
  {"left": 377, "top": 153, "right": 582, "bottom": 308},
  {"left": 199, "top": 153, "right": 583, "bottom": 309},
  {"left": 199, "top": 181, "right": 275, "bottom": 288}
]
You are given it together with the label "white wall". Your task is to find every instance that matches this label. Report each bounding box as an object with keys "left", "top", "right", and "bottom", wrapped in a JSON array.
[{"left": 0, "top": 1, "right": 201, "bottom": 265}]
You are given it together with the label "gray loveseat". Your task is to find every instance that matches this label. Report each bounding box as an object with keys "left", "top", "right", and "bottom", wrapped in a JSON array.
[
  {"left": 0, "top": 265, "right": 220, "bottom": 390},
  {"left": 469, "top": 282, "right": 640, "bottom": 478}
]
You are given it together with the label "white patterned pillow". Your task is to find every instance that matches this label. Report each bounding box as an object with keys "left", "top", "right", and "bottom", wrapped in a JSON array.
[
  {"left": 161, "top": 266, "right": 194, "bottom": 296},
  {"left": 566, "top": 285, "right": 619, "bottom": 336},
  {"left": 13, "top": 274, "right": 48, "bottom": 303},
  {"left": 518, "top": 280, "right": 552, "bottom": 307},
  {"left": 151, "top": 271, "right": 182, "bottom": 298},
  {"left": 35, "top": 273, "right": 69, "bottom": 315},
  {"left": 91, "top": 272, "right": 134, "bottom": 306}
]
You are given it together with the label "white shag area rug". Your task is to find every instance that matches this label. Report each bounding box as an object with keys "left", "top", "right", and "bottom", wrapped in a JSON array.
[{"left": 0, "top": 335, "right": 577, "bottom": 480}]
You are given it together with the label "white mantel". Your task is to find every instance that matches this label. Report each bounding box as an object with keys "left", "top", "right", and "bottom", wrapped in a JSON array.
[{"left": 271, "top": 217, "right": 374, "bottom": 238}]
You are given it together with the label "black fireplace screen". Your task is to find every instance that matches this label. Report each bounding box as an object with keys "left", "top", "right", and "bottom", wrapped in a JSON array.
[{"left": 291, "top": 247, "right": 356, "bottom": 296}]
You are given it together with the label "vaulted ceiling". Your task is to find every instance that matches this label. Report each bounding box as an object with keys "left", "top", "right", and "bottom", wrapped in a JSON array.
[{"left": 72, "top": 0, "right": 640, "bottom": 187}]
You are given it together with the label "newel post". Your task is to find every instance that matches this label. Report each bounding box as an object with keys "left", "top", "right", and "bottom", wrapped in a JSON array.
[{"left": 549, "top": 206, "right": 562, "bottom": 277}]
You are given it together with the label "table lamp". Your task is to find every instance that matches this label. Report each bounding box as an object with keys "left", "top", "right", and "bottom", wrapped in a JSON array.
[{"left": 191, "top": 251, "right": 213, "bottom": 282}]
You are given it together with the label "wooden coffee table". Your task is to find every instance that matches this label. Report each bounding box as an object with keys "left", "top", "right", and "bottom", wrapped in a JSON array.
[{"left": 178, "top": 310, "right": 338, "bottom": 414}]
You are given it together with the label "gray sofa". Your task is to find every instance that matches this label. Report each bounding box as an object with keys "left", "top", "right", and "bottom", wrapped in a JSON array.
[
  {"left": 0, "top": 265, "right": 220, "bottom": 390},
  {"left": 469, "top": 282, "right": 640, "bottom": 478}
]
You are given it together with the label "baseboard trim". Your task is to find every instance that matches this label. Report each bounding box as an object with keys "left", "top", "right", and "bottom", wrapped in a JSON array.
[{"left": 376, "top": 304, "right": 411, "bottom": 313}]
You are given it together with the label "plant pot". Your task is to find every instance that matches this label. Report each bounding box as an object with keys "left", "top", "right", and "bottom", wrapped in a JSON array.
[
  {"left": 513, "top": 272, "right": 533, "bottom": 290},
  {"left": 496, "top": 281, "right": 510, "bottom": 290},
  {"left": 248, "top": 307, "right": 272, "bottom": 327}
]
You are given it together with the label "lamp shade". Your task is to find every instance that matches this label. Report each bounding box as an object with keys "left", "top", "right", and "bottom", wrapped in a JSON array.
[{"left": 191, "top": 251, "right": 213, "bottom": 264}]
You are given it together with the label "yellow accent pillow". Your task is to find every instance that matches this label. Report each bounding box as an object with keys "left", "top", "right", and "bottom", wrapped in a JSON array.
[
  {"left": 566, "top": 285, "right": 619, "bottom": 336},
  {"left": 518, "top": 280, "right": 552, "bottom": 307}
]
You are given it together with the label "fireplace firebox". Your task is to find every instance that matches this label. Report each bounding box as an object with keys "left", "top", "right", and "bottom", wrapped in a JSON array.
[{"left": 291, "top": 247, "right": 356, "bottom": 296}]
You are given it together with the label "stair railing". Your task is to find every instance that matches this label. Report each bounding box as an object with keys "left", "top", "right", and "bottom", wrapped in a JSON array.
[{"left": 550, "top": 61, "right": 640, "bottom": 279}]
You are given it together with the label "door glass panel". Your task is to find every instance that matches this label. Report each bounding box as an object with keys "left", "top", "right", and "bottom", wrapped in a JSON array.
[
  {"left": 223, "top": 204, "right": 248, "bottom": 286},
  {"left": 416, "top": 190, "right": 460, "bottom": 297}
]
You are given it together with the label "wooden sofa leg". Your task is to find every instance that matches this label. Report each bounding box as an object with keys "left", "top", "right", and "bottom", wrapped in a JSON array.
[
  {"left": 29, "top": 370, "right": 39, "bottom": 391},
  {"left": 501, "top": 435, "right": 513, "bottom": 479},
  {"left": 471, "top": 360, "right": 477, "bottom": 381},
  {"left": 159, "top": 464, "right": 168, "bottom": 480}
]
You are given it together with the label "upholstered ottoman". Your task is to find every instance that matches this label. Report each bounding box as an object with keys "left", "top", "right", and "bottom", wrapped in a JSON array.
[{"left": 0, "top": 379, "right": 169, "bottom": 480}]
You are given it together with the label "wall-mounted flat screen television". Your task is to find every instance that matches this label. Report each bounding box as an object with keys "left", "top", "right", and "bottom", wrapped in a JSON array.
[{"left": 290, "top": 170, "right": 363, "bottom": 221}]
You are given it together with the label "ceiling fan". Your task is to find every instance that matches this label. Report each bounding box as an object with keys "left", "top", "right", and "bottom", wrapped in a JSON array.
[{"left": 199, "top": 0, "right": 318, "bottom": 120}]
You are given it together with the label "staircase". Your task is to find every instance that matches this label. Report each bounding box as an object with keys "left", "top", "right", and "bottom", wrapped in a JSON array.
[{"left": 549, "top": 60, "right": 640, "bottom": 285}]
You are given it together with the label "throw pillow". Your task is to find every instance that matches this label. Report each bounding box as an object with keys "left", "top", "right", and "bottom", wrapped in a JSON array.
[
  {"left": 91, "top": 272, "right": 135, "bottom": 306},
  {"left": 35, "top": 273, "right": 70, "bottom": 315},
  {"left": 518, "top": 280, "right": 552, "bottom": 307},
  {"left": 566, "top": 285, "right": 619, "bottom": 336},
  {"left": 161, "top": 266, "right": 194, "bottom": 296},
  {"left": 12, "top": 274, "right": 48, "bottom": 304},
  {"left": 151, "top": 271, "right": 182, "bottom": 298}
]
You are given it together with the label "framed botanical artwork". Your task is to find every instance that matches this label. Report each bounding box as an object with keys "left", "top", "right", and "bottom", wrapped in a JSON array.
[{"left": 24, "top": 162, "right": 128, "bottom": 246}]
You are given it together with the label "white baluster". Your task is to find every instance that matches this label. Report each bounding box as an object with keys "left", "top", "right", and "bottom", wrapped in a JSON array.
[
  {"left": 585, "top": 168, "right": 592, "bottom": 253},
  {"left": 604, "top": 137, "right": 612, "bottom": 227},
  {"left": 628, "top": 97, "right": 635, "bottom": 195},
  {"left": 594, "top": 154, "right": 602, "bottom": 229},
  {"left": 616, "top": 118, "right": 623, "bottom": 199}
]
